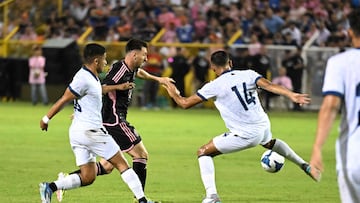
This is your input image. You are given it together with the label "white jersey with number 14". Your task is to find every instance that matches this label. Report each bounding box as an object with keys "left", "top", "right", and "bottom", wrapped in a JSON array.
[{"left": 197, "top": 69, "right": 269, "bottom": 136}]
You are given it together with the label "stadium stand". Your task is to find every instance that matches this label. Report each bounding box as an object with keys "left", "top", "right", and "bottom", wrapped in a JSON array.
[{"left": 0, "top": 0, "right": 357, "bottom": 109}]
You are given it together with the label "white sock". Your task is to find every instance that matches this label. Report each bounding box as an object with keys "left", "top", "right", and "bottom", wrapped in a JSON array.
[
  {"left": 54, "top": 174, "right": 81, "bottom": 190},
  {"left": 121, "top": 168, "right": 145, "bottom": 200},
  {"left": 198, "top": 156, "right": 217, "bottom": 197},
  {"left": 272, "top": 139, "right": 306, "bottom": 166}
]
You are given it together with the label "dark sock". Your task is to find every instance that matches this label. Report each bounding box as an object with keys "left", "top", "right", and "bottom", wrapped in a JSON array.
[
  {"left": 69, "top": 169, "right": 80, "bottom": 175},
  {"left": 96, "top": 162, "right": 107, "bottom": 175},
  {"left": 138, "top": 197, "right": 147, "bottom": 203},
  {"left": 49, "top": 182, "right": 57, "bottom": 192},
  {"left": 69, "top": 162, "right": 107, "bottom": 176},
  {"left": 133, "top": 158, "right": 147, "bottom": 190}
]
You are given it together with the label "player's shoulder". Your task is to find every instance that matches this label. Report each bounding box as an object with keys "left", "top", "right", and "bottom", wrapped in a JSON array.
[
  {"left": 233, "top": 69, "right": 260, "bottom": 77},
  {"left": 74, "top": 67, "right": 89, "bottom": 78},
  {"left": 109, "top": 61, "right": 122, "bottom": 71},
  {"left": 228, "top": 69, "right": 254, "bottom": 74},
  {"left": 329, "top": 48, "right": 359, "bottom": 62}
]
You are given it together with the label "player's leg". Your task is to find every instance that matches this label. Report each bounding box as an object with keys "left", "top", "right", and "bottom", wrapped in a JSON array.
[
  {"left": 262, "top": 138, "right": 307, "bottom": 166},
  {"left": 262, "top": 138, "right": 321, "bottom": 181},
  {"left": 108, "top": 151, "right": 150, "bottom": 203},
  {"left": 40, "top": 163, "right": 95, "bottom": 203},
  {"left": 107, "top": 122, "right": 150, "bottom": 191},
  {"left": 197, "top": 139, "right": 222, "bottom": 202},
  {"left": 127, "top": 141, "right": 148, "bottom": 190},
  {"left": 90, "top": 128, "right": 150, "bottom": 203},
  {"left": 198, "top": 131, "right": 263, "bottom": 202},
  {"left": 39, "top": 144, "right": 97, "bottom": 203},
  {"left": 67, "top": 160, "right": 110, "bottom": 176}
]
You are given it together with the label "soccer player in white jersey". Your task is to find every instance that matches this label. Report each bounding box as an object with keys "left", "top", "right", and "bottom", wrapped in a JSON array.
[
  {"left": 38, "top": 43, "right": 153, "bottom": 203},
  {"left": 310, "top": 9, "right": 360, "bottom": 203},
  {"left": 163, "top": 50, "right": 321, "bottom": 203}
]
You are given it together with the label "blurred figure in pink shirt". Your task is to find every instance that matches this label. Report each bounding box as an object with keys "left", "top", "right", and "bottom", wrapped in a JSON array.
[
  {"left": 28, "top": 45, "right": 48, "bottom": 105},
  {"left": 272, "top": 67, "right": 293, "bottom": 90},
  {"left": 264, "top": 67, "right": 293, "bottom": 111}
]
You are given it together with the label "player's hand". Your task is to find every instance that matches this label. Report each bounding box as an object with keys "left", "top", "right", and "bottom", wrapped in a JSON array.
[
  {"left": 158, "top": 77, "right": 175, "bottom": 86},
  {"left": 117, "top": 82, "right": 135, "bottom": 90},
  {"left": 40, "top": 120, "right": 48, "bottom": 131},
  {"left": 162, "top": 82, "right": 180, "bottom": 98},
  {"left": 310, "top": 148, "right": 324, "bottom": 172},
  {"left": 291, "top": 93, "right": 311, "bottom": 105}
]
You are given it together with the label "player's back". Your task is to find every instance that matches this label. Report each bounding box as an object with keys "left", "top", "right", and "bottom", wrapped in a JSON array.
[
  {"left": 198, "top": 69, "right": 268, "bottom": 134},
  {"left": 324, "top": 48, "right": 360, "bottom": 136}
]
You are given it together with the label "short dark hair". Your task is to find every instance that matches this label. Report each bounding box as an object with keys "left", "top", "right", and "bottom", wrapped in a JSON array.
[
  {"left": 83, "top": 43, "right": 106, "bottom": 63},
  {"left": 348, "top": 9, "right": 360, "bottom": 37},
  {"left": 210, "top": 50, "right": 229, "bottom": 67},
  {"left": 125, "top": 38, "right": 148, "bottom": 53}
]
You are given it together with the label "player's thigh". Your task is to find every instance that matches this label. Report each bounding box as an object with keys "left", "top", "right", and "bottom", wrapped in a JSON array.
[
  {"left": 70, "top": 128, "right": 120, "bottom": 164},
  {"left": 106, "top": 122, "right": 142, "bottom": 152},
  {"left": 90, "top": 135, "right": 121, "bottom": 161},
  {"left": 70, "top": 130, "right": 97, "bottom": 166},
  {"left": 78, "top": 162, "right": 97, "bottom": 184},
  {"left": 213, "top": 132, "right": 262, "bottom": 154},
  {"left": 108, "top": 151, "right": 130, "bottom": 172},
  {"left": 127, "top": 141, "right": 148, "bottom": 159}
]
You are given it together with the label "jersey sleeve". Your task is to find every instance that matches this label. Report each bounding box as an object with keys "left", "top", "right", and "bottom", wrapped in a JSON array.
[
  {"left": 322, "top": 56, "right": 344, "bottom": 98},
  {"left": 102, "top": 62, "right": 121, "bottom": 85},
  {"left": 197, "top": 80, "right": 218, "bottom": 101},
  {"left": 68, "top": 73, "right": 87, "bottom": 98}
]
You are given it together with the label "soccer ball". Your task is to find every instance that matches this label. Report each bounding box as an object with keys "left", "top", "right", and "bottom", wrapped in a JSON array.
[{"left": 260, "top": 150, "right": 285, "bottom": 173}]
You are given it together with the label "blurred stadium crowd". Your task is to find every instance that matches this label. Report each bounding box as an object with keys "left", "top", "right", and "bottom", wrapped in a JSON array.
[
  {"left": 2, "top": 0, "right": 358, "bottom": 48},
  {"left": 0, "top": 0, "right": 357, "bottom": 108}
]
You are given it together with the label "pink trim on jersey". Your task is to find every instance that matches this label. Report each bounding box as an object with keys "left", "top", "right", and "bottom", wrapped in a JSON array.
[
  {"left": 122, "top": 145, "right": 135, "bottom": 152},
  {"left": 103, "top": 91, "right": 119, "bottom": 126},
  {"left": 133, "top": 158, "right": 147, "bottom": 164},
  {"left": 112, "top": 63, "right": 129, "bottom": 83},
  {"left": 120, "top": 122, "right": 137, "bottom": 142}
]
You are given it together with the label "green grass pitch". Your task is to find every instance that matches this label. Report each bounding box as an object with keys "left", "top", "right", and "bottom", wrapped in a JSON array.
[{"left": 0, "top": 102, "right": 340, "bottom": 203}]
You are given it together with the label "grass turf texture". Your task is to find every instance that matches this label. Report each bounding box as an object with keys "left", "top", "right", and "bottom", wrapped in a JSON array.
[{"left": 0, "top": 102, "right": 339, "bottom": 203}]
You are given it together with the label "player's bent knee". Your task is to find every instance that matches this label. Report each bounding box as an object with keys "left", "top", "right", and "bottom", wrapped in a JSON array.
[
  {"left": 137, "top": 151, "right": 148, "bottom": 159},
  {"left": 197, "top": 146, "right": 207, "bottom": 157},
  {"left": 104, "top": 163, "right": 114, "bottom": 174},
  {"left": 262, "top": 139, "right": 276, "bottom": 149},
  {"left": 80, "top": 175, "right": 96, "bottom": 186}
]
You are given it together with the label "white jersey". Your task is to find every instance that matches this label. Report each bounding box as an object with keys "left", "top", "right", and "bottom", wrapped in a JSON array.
[
  {"left": 68, "top": 67, "right": 103, "bottom": 130},
  {"left": 197, "top": 69, "right": 269, "bottom": 135},
  {"left": 323, "top": 48, "right": 360, "bottom": 139},
  {"left": 323, "top": 47, "right": 360, "bottom": 203}
]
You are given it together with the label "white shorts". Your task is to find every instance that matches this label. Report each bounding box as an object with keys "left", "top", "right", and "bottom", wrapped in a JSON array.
[
  {"left": 69, "top": 127, "right": 120, "bottom": 166},
  {"left": 213, "top": 122, "right": 272, "bottom": 154},
  {"left": 336, "top": 133, "right": 360, "bottom": 203}
]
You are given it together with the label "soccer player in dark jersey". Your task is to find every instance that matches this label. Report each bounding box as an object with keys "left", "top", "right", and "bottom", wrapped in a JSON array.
[{"left": 60, "top": 39, "right": 173, "bottom": 203}]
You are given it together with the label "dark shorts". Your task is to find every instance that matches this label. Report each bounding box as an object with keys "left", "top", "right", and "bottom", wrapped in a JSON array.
[{"left": 104, "top": 121, "right": 142, "bottom": 152}]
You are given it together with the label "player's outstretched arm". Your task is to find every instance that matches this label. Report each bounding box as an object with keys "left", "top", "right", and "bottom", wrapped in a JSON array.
[
  {"left": 310, "top": 95, "right": 340, "bottom": 172},
  {"left": 257, "top": 77, "right": 311, "bottom": 106},
  {"left": 40, "top": 88, "right": 76, "bottom": 131},
  {"left": 136, "top": 68, "right": 174, "bottom": 85},
  {"left": 162, "top": 82, "right": 202, "bottom": 109}
]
